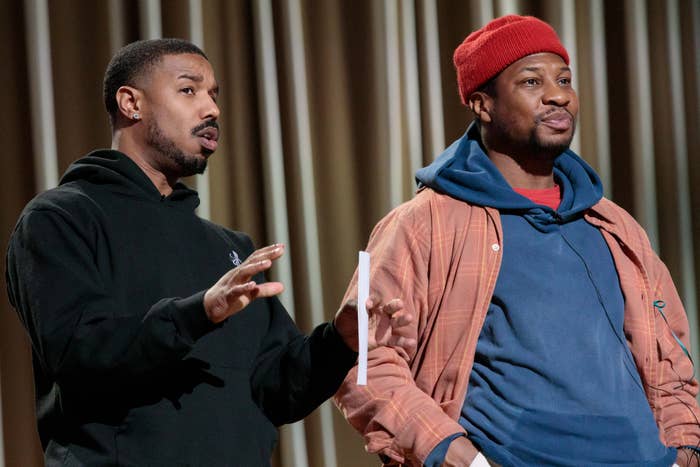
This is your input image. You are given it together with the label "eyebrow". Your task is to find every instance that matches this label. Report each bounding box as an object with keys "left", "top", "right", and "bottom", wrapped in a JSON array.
[
  {"left": 177, "top": 73, "right": 204, "bottom": 82},
  {"left": 177, "top": 73, "right": 219, "bottom": 94}
]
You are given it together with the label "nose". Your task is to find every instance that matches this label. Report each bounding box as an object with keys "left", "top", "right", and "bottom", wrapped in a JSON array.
[
  {"left": 542, "top": 80, "right": 571, "bottom": 107},
  {"left": 203, "top": 96, "right": 220, "bottom": 121}
]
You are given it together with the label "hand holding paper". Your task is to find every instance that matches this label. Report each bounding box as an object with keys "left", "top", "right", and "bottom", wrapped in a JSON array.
[
  {"left": 332, "top": 253, "right": 415, "bottom": 364},
  {"left": 332, "top": 294, "right": 412, "bottom": 353}
]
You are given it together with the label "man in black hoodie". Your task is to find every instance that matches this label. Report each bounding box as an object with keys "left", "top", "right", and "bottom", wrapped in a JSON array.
[{"left": 5, "top": 38, "right": 412, "bottom": 466}]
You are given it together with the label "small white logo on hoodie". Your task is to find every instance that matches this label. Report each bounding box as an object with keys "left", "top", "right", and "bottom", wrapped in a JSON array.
[{"left": 229, "top": 250, "right": 242, "bottom": 266}]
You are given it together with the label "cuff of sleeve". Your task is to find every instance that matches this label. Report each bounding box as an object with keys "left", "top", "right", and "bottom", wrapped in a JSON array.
[
  {"left": 423, "top": 433, "right": 464, "bottom": 467},
  {"left": 170, "top": 290, "right": 219, "bottom": 344},
  {"left": 402, "top": 415, "right": 467, "bottom": 463},
  {"left": 323, "top": 321, "right": 358, "bottom": 369}
]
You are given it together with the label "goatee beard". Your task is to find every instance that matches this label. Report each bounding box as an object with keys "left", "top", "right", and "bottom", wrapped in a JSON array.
[
  {"left": 146, "top": 120, "right": 208, "bottom": 177},
  {"left": 527, "top": 121, "right": 576, "bottom": 158},
  {"left": 526, "top": 110, "right": 577, "bottom": 158}
]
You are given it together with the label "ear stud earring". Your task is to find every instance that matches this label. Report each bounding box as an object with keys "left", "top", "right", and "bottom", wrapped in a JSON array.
[{"left": 132, "top": 113, "right": 140, "bottom": 120}]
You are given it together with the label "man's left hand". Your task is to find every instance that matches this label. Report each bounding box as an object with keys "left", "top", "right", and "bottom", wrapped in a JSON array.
[
  {"left": 676, "top": 448, "right": 700, "bottom": 467},
  {"left": 333, "top": 296, "right": 414, "bottom": 352}
]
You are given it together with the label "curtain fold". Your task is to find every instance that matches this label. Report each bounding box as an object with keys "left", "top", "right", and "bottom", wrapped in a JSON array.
[{"left": 2, "top": 1, "right": 698, "bottom": 465}]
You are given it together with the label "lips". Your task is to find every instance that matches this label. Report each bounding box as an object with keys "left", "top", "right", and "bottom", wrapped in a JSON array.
[
  {"left": 540, "top": 111, "right": 573, "bottom": 131},
  {"left": 195, "top": 126, "right": 219, "bottom": 152}
]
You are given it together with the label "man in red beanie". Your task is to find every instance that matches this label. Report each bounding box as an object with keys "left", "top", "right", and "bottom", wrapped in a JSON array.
[{"left": 335, "top": 14, "right": 700, "bottom": 467}]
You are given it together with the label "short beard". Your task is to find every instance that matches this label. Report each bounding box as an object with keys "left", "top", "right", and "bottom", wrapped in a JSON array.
[
  {"left": 146, "top": 119, "right": 208, "bottom": 177},
  {"left": 527, "top": 117, "right": 577, "bottom": 158},
  {"left": 489, "top": 115, "right": 576, "bottom": 161}
]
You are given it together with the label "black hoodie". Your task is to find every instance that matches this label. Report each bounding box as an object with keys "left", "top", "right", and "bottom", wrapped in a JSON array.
[{"left": 6, "top": 150, "right": 356, "bottom": 466}]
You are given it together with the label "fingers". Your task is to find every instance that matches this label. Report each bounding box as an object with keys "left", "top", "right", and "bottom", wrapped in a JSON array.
[
  {"left": 386, "top": 335, "right": 417, "bottom": 349},
  {"left": 225, "top": 280, "right": 283, "bottom": 301},
  {"left": 246, "top": 244, "right": 285, "bottom": 264},
  {"left": 389, "top": 308, "right": 413, "bottom": 328},
  {"left": 255, "top": 281, "right": 284, "bottom": 297},
  {"left": 366, "top": 297, "right": 412, "bottom": 327},
  {"left": 230, "top": 281, "right": 257, "bottom": 295},
  {"left": 365, "top": 296, "right": 402, "bottom": 314},
  {"left": 378, "top": 298, "right": 404, "bottom": 316},
  {"left": 365, "top": 295, "right": 378, "bottom": 310},
  {"left": 205, "top": 280, "right": 284, "bottom": 324},
  {"left": 204, "top": 244, "right": 286, "bottom": 324},
  {"left": 226, "top": 244, "right": 284, "bottom": 284},
  {"left": 234, "top": 258, "right": 273, "bottom": 283},
  {"left": 363, "top": 295, "right": 414, "bottom": 350},
  {"left": 227, "top": 281, "right": 284, "bottom": 303}
]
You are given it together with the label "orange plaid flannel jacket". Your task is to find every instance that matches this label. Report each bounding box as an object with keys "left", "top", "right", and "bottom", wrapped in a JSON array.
[{"left": 334, "top": 188, "right": 700, "bottom": 465}]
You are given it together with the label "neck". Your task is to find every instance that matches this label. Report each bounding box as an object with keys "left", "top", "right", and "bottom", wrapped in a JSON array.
[
  {"left": 478, "top": 126, "right": 559, "bottom": 189},
  {"left": 487, "top": 149, "right": 556, "bottom": 189},
  {"left": 112, "top": 130, "right": 175, "bottom": 196}
]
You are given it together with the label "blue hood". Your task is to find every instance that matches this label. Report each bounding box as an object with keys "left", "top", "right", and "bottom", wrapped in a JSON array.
[{"left": 416, "top": 122, "right": 603, "bottom": 230}]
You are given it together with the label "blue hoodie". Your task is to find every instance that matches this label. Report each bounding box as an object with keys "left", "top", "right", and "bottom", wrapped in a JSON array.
[{"left": 421, "top": 124, "right": 675, "bottom": 467}]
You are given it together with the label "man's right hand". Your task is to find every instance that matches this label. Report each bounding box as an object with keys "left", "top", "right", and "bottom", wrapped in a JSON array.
[
  {"left": 203, "top": 244, "right": 285, "bottom": 323},
  {"left": 443, "top": 436, "right": 481, "bottom": 467}
]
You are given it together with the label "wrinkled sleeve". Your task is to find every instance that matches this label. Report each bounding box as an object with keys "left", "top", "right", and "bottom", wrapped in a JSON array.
[
  {"left": 5, "top": 208, "right": 217, "bottom": 390},
  {"left": 228, "top": 232, "right": 357, "bottom": 427},
  {"left": 249, "top": 295, "right": 358, "bottom": 426},
  {"left": 333, "top": 202, "right": 466, "bottom": 465},
  {"left": 647, "top": 249, "right": 700, "bottom": 448}
]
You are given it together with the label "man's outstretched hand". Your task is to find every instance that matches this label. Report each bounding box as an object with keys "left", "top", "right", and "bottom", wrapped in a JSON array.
[
  {"left": 677, "top": 448, "right": 700, "bottom": 467},
  {"left": 204, "top": 244, "right": 285, "bottom": 323},
  {"left": 333, "top": 296, "right": 415, "bottom": 352}
]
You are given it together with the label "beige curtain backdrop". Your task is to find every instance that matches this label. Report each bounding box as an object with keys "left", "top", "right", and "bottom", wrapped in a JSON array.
[{"left": 1, "top": 0, "right": 699, "bottom": 465}]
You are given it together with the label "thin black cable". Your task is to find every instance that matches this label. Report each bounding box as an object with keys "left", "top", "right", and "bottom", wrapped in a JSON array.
[{"left": 559, "top": 229, "right": 700, "bottom": 450}]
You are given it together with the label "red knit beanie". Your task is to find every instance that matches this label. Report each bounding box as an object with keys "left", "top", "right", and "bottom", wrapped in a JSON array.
[{"left": 453, "top": 15, "right": 569, "bottom": 105}]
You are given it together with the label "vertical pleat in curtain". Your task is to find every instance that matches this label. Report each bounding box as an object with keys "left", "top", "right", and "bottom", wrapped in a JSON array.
[{"left": 1, "top": 1, "right": 698, "bottom": 466}]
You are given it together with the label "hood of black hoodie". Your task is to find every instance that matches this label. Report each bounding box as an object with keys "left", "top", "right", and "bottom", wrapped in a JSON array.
[
  {"left": 415, "top": 122, "right": 603, "bottom": 231},
  {"left": 60, "top": 149, "right": 200, "bottom": 211}
]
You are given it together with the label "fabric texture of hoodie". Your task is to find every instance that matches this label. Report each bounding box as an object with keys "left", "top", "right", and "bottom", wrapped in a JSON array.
[
  {"left": 5, "top": 150, "right": 357, "bottom": 466},
  {"left": 419, "top": 124, "right": 675, "bottom": 466}
]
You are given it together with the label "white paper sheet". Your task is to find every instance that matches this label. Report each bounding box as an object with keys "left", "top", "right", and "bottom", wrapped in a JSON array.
[
  {"left": 356, "top": 251, "right": 370, "bottom": 385},
  {"left": 470, "top": 453, "right": 491, "bottom": 467}
]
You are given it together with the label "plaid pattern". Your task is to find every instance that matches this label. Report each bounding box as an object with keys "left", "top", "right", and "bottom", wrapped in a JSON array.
[{"left": 334, "top": 189, "right": 700, "bottom": 465}]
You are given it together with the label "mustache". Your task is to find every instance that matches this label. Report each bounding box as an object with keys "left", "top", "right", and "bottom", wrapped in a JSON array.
[
  {"left": 191, "top": 120, "right": 219, "bottom": 135},
  {"left": 536, "top": 108, "right": 574, "bottom": 122}
]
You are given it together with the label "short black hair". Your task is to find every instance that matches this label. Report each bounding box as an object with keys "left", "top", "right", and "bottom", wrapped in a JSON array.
[{"left": 103, "top": 38, "right": 207, "bottom": 124}]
